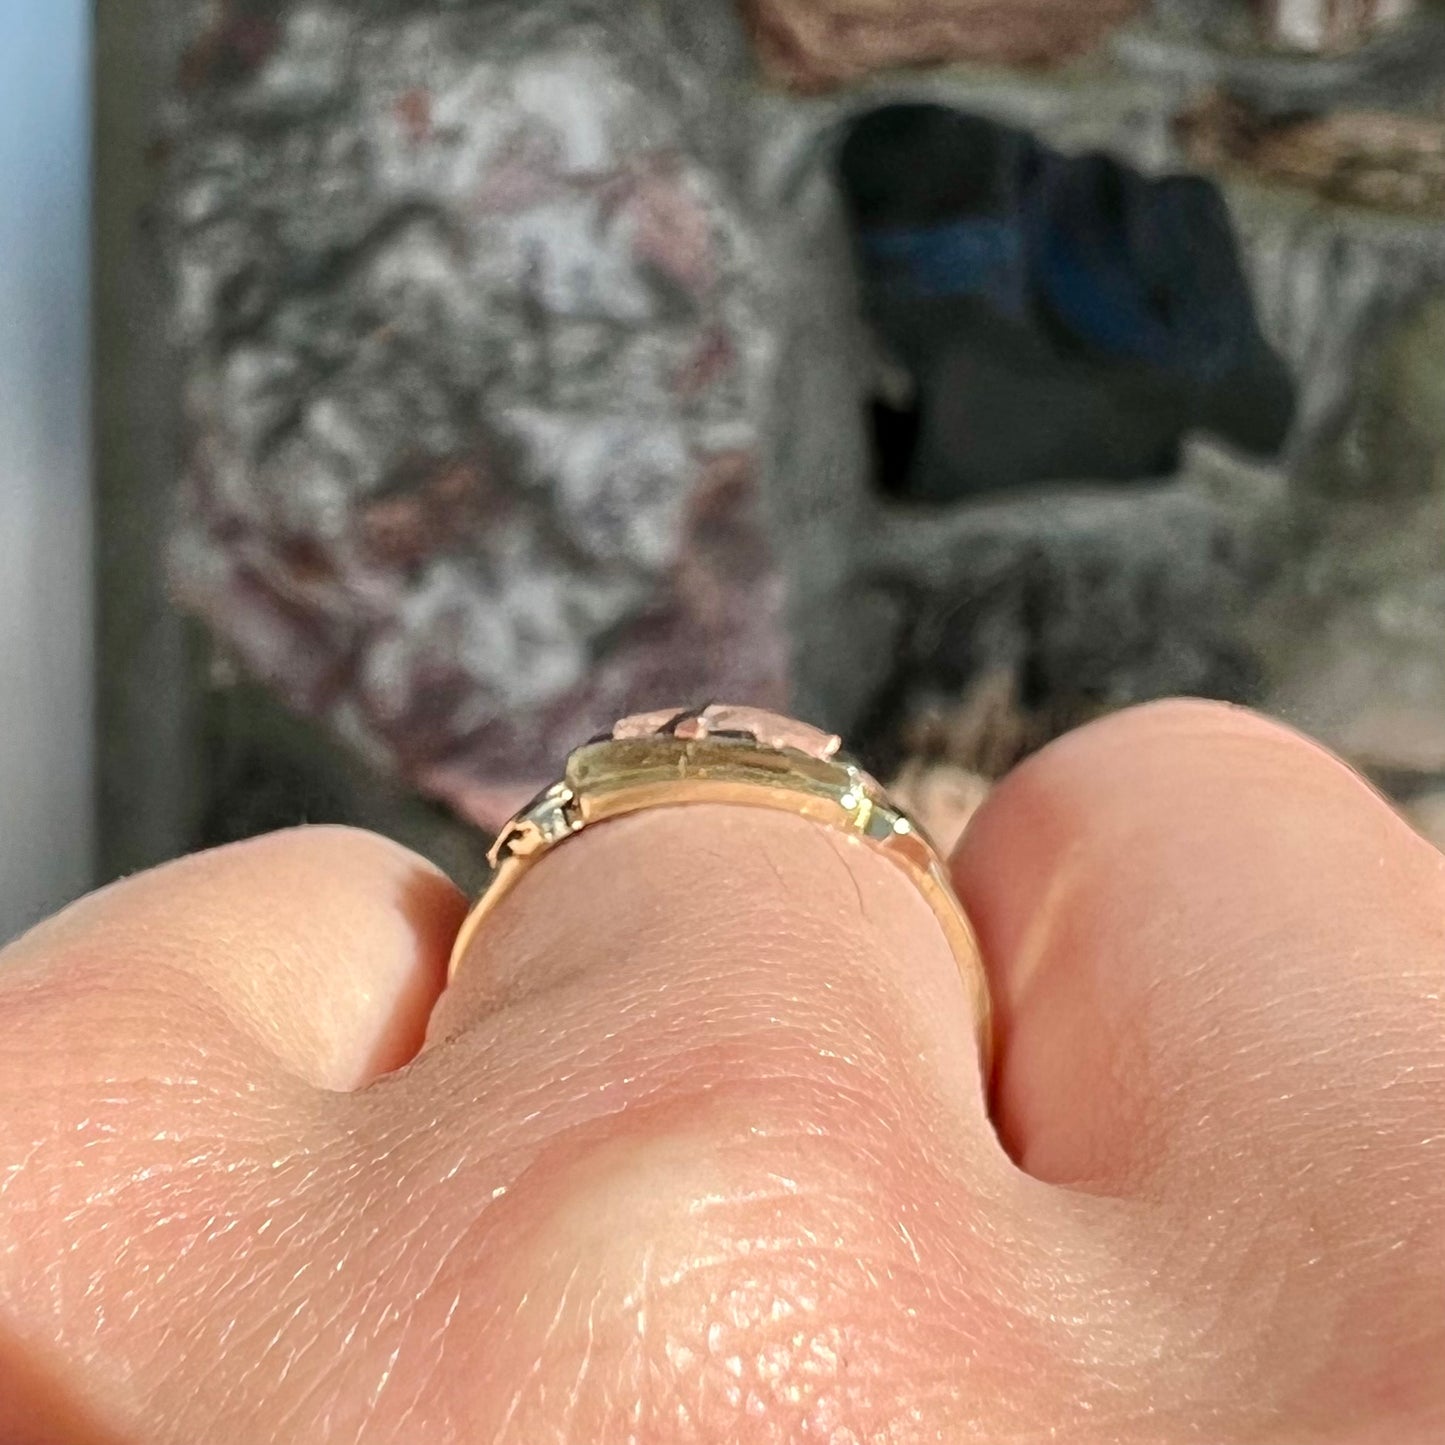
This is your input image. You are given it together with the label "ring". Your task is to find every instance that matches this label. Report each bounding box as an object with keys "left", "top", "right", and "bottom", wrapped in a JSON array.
[{"left": 447, "top": 704, "right": 993, "bottom": 1075}]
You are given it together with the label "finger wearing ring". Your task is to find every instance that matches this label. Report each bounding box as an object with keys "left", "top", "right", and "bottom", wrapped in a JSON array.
[{"left": 447, "top": 704, "right": 993, "bottom": 1078}]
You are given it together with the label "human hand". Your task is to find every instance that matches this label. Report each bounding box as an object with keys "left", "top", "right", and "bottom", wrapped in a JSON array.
[{"left": 1, "top": 701, "right": 1441, "bottom": 1443}]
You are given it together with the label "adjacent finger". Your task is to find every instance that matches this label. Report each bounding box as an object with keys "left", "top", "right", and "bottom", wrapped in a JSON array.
[
  {"left": 952, "top": 699, "right": 1445, "bottom": 1204},
  {"left": 1, "top": 826, "right": 466, "bottom": 1091}
]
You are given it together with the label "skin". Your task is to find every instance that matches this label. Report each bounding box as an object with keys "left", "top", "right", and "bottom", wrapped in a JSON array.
[{"left": 0, "top": 698, "right": 1441, "bottom": 1444}]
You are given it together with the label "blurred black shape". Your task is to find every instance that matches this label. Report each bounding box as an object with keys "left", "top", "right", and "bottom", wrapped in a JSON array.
[{"left": 839, "top": 103, "right": 1297, "bottom": 500}]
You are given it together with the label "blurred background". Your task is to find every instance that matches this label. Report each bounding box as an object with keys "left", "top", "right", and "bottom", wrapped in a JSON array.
[
  {"left": 2, "top": 1, "right": 92, "bottom": 940},
  {"left": 6, "top": 0, "right": 1445, "bottom": 941}
]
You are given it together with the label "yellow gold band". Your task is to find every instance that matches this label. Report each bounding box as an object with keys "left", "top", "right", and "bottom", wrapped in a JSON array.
[{"left": 447, "top": 706, "right": 993, "bottom": 1077}]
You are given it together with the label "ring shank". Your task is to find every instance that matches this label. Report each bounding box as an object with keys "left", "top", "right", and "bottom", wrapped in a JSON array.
[{"left": 447, "top": 734, "right": 993, "bottom": 1077}]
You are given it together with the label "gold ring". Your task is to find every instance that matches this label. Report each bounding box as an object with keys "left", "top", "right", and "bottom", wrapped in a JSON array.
[{"left": 448, "top": 704, "right": 993, "bottom": 1076}]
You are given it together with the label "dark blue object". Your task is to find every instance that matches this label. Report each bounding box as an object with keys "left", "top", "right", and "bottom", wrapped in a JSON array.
[
  {"left": 1023, "top": 154, "right": 1267, "bottom": 387},
  {"left": 861, "top": 217, "right": 1029, "bottom": 319},
  {"left": 837, "top": 104, "right": 1297, "bottom": 499}
]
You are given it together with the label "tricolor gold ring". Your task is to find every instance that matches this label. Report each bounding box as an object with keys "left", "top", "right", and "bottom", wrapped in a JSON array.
[{"left": 448, "top": 705, "right": 993, "bottom": 1077}]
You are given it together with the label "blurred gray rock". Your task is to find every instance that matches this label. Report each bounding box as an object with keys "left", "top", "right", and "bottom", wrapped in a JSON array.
[
  {"left": 164, "top": 0, "right": 786, "bottom": 828},
  {"left": 1253, "top": 291, "right": 1445, "bottom": 773},
  {"left": 1122, "top": 4, "right": 1445, "bottom": 114}
]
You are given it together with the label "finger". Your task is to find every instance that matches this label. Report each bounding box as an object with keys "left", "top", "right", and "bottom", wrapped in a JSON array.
[
  {"left": 0, "top": 1323, "right": 124, "bottom": 1445},
  {"left": 408, "top": 805, "right": 1112, "bottom": 1440},
  {"left": 952, "top": 699, "right": 1445, "bottom": 1202},
  {"left": 2, "top": 826, "right": 466, "bottom": 1091},
  {"left": 7, "top": 806, "right": 1057, "bottom": 1445},
  {"left": 430, "top": 803, "right": 992, "bottom": 1139},
  {"left": 0, "top": 828, "right": 461, "bottom": 1443}
]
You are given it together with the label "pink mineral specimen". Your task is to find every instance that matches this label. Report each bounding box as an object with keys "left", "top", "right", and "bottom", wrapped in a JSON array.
[{"left": 740, "top": 0, "right": 1147, "bottom": 90}]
